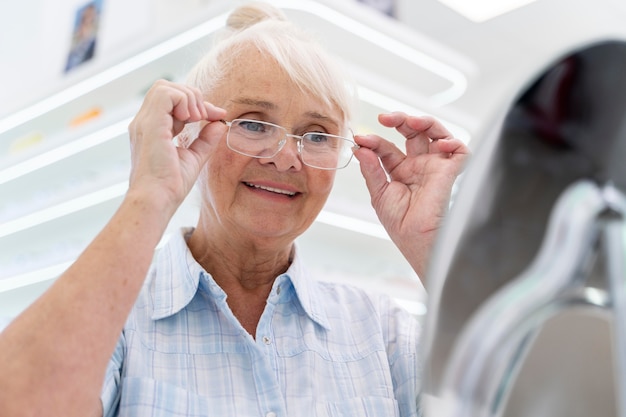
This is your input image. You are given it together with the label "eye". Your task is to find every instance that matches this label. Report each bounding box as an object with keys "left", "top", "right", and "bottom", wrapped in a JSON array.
[
  {"left": 238, "top": 120, "right": 268, "bottom": 133},
  {"left": 304, "top": 133, "right": 330, "bottom": 144}
]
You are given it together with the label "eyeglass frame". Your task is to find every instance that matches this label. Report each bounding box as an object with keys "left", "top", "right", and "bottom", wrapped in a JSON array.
[{"left": 219, "top": 118, "right": 359, "bottom": 170}]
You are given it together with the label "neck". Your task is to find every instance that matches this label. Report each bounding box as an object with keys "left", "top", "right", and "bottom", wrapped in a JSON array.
[
  {"left": 188, "top": 222, "right": 293, "bottom": 294},
  {"left": 187, "top": 219, "right": 294, "bottom": 337}
]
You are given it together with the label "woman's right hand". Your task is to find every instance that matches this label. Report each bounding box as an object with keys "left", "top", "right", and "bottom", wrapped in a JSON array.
[{"left": 127, "top": 79, "right": 227, "bottom": 216}]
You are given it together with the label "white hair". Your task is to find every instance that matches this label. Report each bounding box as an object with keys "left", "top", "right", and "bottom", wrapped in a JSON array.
[{"left": 186, "top": 1, "right": 355, "bottom": 128}]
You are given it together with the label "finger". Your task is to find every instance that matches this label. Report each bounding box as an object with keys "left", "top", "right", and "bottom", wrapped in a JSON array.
[
  {"left": 379, "top": 113, "right": 454, "bottom": 140},
  {"left": 184, "top": 84, "right": 214, "bottom": 121},
  {"left": 379, "top": 113, "right": 455, "bottom": 157},
  {"left": 141, "top": 82, "right": 189, "bottom": 132},
  {"left": 378, "top": 112, "right": 427, "bottom": 155},
  {"left": 405, "top": 115, "right": 455, "bottom": 140},
  {"left": 355, "top": 134, "right": 406, "bottom": 175},
  {"left": 134, "top": 80, "right": 225, "bottom": 149},
  {"left": 171, "top": 86, "right": 197, "bottom": 122},
  {"left": 149, "top": 81, "right": 205, "bottom": 124},
  {"left": 186, "top": 119, "right": 228, "bottom": 163},
  {"left": 353, "top": 146, "right": 389, "bottom": 200},
  {"left": 177, "top": 104, "right": 227, "bottom": 149},
  {"left": 429, "top": 137, "right": 469, "bottom": 156},
  {"left": 204, "top": 101, "right": 227, "bottom": 122},
  {"left": 190, "top": 86, "right": 208, "bottom": 120},
  {"left": 167, "top": 87, "right": 206, "bottom": 135}
]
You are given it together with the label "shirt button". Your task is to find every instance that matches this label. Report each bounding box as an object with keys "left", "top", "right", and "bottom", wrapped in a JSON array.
[
  {"left": 262, "top": 336, "right": 271, "bottom": 345},
  {"left": 266, "top": 412, "right": 277, "bottom": 417},
  {"left": 276, "top": 285, "right": 281, "bottom": 295}
]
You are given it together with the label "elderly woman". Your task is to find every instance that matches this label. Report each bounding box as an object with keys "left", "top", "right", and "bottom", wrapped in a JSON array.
[{"left": 0, "top": 3, "right": 467, "bottom": 417}]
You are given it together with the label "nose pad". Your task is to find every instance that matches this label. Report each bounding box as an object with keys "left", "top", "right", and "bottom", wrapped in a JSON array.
[
  {"left": 278, "top": 136, "right": 300, "bottom": 156},
  {"left": 259, "top": 136, "right": 302, "bottom": 170},
  {"left": 276, "top": 137, "right": 287, "bottom": 152},
  {"left": 280, "top": 137, "right": 303, "bottom": 161}
]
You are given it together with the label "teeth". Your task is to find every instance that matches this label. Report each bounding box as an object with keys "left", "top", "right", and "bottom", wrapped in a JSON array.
[{"left": 245, "top": 182, "right": 296, "bottom": 196}]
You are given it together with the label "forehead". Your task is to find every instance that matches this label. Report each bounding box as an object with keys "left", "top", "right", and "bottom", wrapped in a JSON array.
[{"left": 210, "top": 46, "right": 343, "bottom": 123}]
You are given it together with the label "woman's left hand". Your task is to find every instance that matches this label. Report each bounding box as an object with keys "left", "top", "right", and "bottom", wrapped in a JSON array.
[{"left": 354, "top": 112, "right": 470, "bottom": 281}]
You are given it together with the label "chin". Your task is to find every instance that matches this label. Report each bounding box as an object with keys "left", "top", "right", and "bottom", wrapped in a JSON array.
[{"left": 241, "top": 218, "right": 308, "bottom": 243}]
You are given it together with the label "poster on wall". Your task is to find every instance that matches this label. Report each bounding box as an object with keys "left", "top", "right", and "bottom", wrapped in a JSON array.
[{"left": 64, "top": 0, "right": 104, "bottom": 72}]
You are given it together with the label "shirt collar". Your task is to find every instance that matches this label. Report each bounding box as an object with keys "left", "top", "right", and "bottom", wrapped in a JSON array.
[
  {"left": 149, "top": 228, "right": 331, "bottom": 329},
  {"left": 282, "top": 246, "right": 331, "bottom": 330},
  {"left": 150, "top": 227, "right": 204, "bottom": 320}
]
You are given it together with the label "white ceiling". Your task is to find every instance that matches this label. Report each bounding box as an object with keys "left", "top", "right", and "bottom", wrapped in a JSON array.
[{"left": 393, "top": 0, "right": 626, "bottom": 131}]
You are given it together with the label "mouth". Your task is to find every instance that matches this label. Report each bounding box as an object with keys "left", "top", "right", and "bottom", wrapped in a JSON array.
[{"left": 243, "top": 182, "right": 299, "bottom": 197}]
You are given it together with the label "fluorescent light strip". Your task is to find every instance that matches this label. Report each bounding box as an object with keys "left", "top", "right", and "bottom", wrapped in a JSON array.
[
  {"left": 274, "top": 0, "right": 467, "bottom": 106},
  {"left": 357, "top": 85, "right": 472, "bottom": 144},
  {"left": 0, "top": 232, "right": 173, "bottom": 294},
  {"left": 0, "top": 117, "right": 131, "bottom": 185},
  {"left": 0, "top": 181, "right": 128, "bottom": 239},
  {"left": 0, "top": 261, "right": 72, "bottom": 294},
  {"left": 437, "top": 0, "right": 537, "bottom": 22},
  {"left": 0, "top": 13, "right": 228, "bottom": 135},
  {"left": 316, "top": 210, "right": 389, "bottom": 240}
]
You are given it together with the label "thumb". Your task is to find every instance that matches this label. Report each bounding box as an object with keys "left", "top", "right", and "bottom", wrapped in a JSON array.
[
  {"left": 186, "top": 120, "right": 226, "bottom": 162},
  {"left": 430, "top": 137, "right": 468, "bottom": 155}
]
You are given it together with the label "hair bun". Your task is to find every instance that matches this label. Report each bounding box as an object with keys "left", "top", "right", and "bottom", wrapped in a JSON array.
[{"left": 226, "top": 2, "right": 288, "bottom": 31}]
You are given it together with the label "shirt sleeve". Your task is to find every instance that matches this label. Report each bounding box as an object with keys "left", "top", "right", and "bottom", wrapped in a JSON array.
[
  {"left": 101, "top": 331, "right": 126, "bottom": 417},
  {"left": 382, "top": 296, "right": 422, "bottom": 417}
]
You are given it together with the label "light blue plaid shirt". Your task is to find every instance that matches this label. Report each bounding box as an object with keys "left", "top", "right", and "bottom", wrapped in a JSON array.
[{"left": 101, "top": 228, "right": 420, "bottom": 417}]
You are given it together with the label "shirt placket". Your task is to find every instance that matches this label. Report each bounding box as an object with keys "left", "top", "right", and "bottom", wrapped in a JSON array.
[{"left": 252, "top": 276, "right": 288, "bottom": 417}]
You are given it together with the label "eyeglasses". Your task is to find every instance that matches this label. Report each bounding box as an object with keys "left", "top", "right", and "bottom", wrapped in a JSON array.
[{"left": 220, "top": 119, "right": 359, "bottom": 170}]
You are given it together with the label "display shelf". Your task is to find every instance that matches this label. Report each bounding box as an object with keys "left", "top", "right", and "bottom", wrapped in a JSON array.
[
  {"left": 0, "top": 102, "right": 135, "bottom": 173},
  {"left": 0, "top": 280, "right": 57, "bottom": 320},
  {"left": 0, "top": 8, "right": 231, "bottom": 300},
  {"left": 0, "top": 10, "right": 229, "bottom": 144},
  {"left": 0, "top": 197, "right": 122, "bottom": 283},
  {"left": 0, "top": 130, "right": 130, "bottom": 224}
]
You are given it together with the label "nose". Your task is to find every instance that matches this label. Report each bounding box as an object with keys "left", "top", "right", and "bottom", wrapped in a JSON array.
[{"left": 259, "top": 136, "right": 303, "bottom": 171}]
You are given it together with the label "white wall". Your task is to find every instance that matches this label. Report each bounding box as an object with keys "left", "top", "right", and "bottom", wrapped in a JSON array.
[{"left": 0, "top": 0, "right": 219, "bottom": 118}]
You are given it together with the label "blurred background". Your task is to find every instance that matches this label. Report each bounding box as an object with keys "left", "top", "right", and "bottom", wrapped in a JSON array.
[{"left": 0, "top": 0, "right": 625, "bottom": 324}]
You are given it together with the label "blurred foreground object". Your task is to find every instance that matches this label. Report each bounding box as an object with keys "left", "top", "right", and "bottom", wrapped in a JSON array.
[{"left": 422, "top": 40, "right": 626, "bottom": 417}]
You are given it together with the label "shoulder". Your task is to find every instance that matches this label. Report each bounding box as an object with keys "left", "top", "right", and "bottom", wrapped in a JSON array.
[
  {"left": 316, "top": 280, "right": 414, "bottom": 316},
  {"left": 315, "top": 280, "right": 421, "bottom": 346}
]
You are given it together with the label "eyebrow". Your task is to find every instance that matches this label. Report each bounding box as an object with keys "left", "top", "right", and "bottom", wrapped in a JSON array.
[
  {"left": 231, "top": 97, "right": 340, "bottom": 129},
  {"left": 230, "top": 97, "right": 277, "bottom": 110},
  {"left": 304, "top": 111, "right": 340, "bottom": 130}
]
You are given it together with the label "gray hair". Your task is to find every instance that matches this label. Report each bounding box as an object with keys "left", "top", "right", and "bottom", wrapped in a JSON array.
[{"left": 186, "top": 1, "right": 355, "bottom": 128}]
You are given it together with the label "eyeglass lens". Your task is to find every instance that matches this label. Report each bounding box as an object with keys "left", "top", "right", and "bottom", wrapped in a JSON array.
[{"left": 226, "top": 119, "right": 355, "bottom": 169}]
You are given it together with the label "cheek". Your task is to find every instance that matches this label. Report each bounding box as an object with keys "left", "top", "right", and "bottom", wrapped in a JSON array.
[
  {"left": 207, "top": 135, "right": 244, "bottom": 174},
  {"left": 202, "top": 148, "right": 239, "bottom": 199},
  {"left": 308, "top": 170, "right": 336, "bottom": 200}
]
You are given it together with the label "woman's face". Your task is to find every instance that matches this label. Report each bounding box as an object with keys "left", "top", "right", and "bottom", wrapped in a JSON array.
[{"left": 199, "top": 47, "right": 344, "bottom": 245}]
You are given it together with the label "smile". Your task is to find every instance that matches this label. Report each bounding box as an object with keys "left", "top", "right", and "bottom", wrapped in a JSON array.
[{"left": 244, "top": 182, "right": 297, "bottom": 197}]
